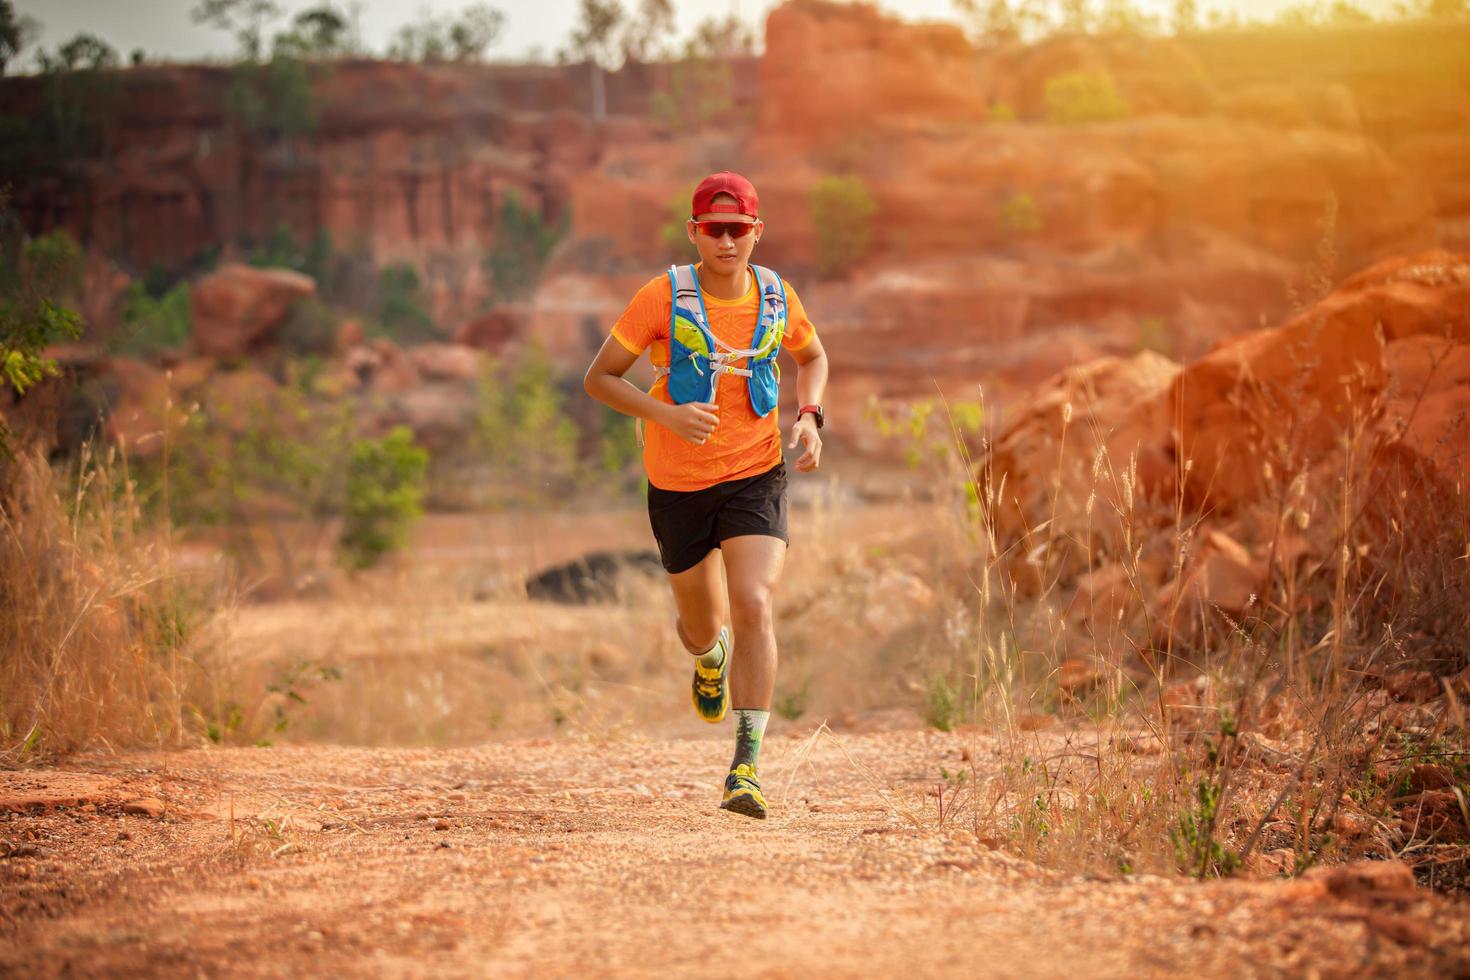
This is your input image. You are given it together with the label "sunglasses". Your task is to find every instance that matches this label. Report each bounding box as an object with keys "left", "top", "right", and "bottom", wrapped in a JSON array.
[{"left": 693, "top": 220, "right": 757, "bottom": 240}]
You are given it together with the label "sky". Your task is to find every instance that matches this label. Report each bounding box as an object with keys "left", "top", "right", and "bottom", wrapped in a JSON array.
[{"left": 13, "top": 0, "right": 1404, "bottom": 66}]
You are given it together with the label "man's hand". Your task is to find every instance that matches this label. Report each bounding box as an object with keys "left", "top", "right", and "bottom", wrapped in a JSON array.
[
  {"left": 788, "top": 414, "right": 822, "bottom": 472},
  {"left": 661, "top": 401, "right": 720, "bottom": 445}
]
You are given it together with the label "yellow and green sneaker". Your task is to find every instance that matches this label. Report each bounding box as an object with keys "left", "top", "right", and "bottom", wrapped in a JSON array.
[
  {"left": 720, "top": 763, "right": 767, "bottom": 819},
  {"left": 691, "top": 626, "right": 730, "bottom": 723}
]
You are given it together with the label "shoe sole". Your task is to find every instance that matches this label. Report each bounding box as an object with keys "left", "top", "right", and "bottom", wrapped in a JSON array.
[{"left": 720, "top": 794, "right": 768, "bottom": 820}]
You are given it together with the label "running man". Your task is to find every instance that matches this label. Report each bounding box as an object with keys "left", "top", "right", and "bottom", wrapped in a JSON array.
[{"left": 582, "top": 171, "right": 829, "bottom": 819}]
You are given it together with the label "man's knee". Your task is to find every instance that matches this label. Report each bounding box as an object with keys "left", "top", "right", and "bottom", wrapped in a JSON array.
[
  {"left": 677, "top": 615, "right": 722, "bottom": 653},
  {"left": 728, "top": 586, "right": 773, "bottom": 630}
]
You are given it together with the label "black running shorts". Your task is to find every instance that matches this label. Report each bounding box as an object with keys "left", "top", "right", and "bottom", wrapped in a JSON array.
[{"left": 646, "top": 463, "right": 789, "bottom": 574}]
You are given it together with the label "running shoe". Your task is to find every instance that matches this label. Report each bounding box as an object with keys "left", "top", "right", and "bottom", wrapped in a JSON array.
[
  {"left": 720, "top": 763, "right": 768, "bottom": 819},
  {"left": 691, "top": 625, "right": 730, "bottom": 723}
]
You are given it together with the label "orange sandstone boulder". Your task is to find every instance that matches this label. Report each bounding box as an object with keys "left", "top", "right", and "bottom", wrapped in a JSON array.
[
  {"left": 759, "top": 0, "right": 988, "bottom": 147},
  {"left": 985, "top": 350, "right": 1180, "bottom": 548},
  {"left": 1172, "top": 250, "right": 1470, "bottom": 510},
  {"left": 191, "top": 264, "right": 316, "bottom": 359},
  {"left": 410, "top": 343, "right": 482, "bottom": 383}
]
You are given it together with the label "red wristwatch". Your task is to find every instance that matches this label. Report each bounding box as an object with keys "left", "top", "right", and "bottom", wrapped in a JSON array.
[{"left": 797, "top": 405, "right": 824, "bottom": 429}]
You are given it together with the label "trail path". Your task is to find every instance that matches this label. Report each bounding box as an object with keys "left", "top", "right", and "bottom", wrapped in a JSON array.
[{"left": 3, "top": 729, "right": 1466, "bottom": 978}]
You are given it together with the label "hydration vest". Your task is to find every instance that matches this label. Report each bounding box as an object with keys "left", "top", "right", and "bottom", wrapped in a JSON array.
[{"left": 656, "top": 263, "right": 787, "bottom": 416}]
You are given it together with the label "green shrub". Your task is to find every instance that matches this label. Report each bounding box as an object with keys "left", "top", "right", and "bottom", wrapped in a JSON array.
[
  {"left": 225, "top": 55, "right": 317, "bottom": 140},
  {"left": 997, "top": 191, "right": 1042, "bottom": 235},
  {"left": 339, "top": 426, "right": 428, "bottom": 571},
  {"left": 0, "top": 223, "right": 84, "bottom": 456},
  {"left": 250, "top": 222, "right": 332, "bottom": 284},
  {"left": 1044, "top": 72, "right": 1129, "bottom": 124},
  {"left": 926, "top": 674, "right": 958, "bottom": 732},
  {"left": 114, "top": 281, "right": 192, "bottom": 357},
  {"left": 989, "top": 102, "right": 1018, "bottom": 122},
  {"left": 475, "top": 344, "right": 579, "bottom": 495},
  {"left": 276, "top": 296, "right": 338, "bottom": 356},
  {"left": 376, "top": 264, "right": 436, "bottom": 344},
  {"left": 485, "top": 192, "right": 565, "bottom": 300},
  {"left": 660, "top": 191, "right": 691, "bottom": 260},
  {"left": 808, "top": 175, "right": 878, "bottom": 278}
]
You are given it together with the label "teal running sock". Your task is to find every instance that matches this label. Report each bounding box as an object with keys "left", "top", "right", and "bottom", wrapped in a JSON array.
[
  {"left": 730, "top": 709, "right": 769, "bottom": 772},
  {"left": 697, "top": 629, "right": 728, "bottom": 670}
]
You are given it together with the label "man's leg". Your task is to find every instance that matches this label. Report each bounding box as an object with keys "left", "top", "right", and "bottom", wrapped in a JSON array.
[
  {"left": 667, "top": 548, "right": 733, "bottom": 722},
  {"left": 717, "top": 533, "right": 785, "bottom": 819},
  {"left": 667, "top": 548, "right": 726, "bottom": 655},
  {"left": 720, "top": 534, "right": 785, "bottom": 710}
]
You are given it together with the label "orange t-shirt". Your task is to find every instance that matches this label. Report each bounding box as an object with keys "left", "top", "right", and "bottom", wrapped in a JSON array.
[{"left": 611, "top": 265, "right": 817, "bottom": 492}]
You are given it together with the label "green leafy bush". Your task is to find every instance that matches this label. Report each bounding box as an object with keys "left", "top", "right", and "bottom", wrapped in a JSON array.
[
  {"left": 0, "top": 223, "right": 84, "bottom": 455},
  {"left": 485, "top": 192, "right": 565, "bottom": 300},
  {"left": 475, "top": 344, "right": 579, "bottom": 494},
  {"left": 1044, "top": 72, "right": 1129, "bottom": 124},
  {"left": 997, "top": 191, "right": 1042, "bottom": 235},
  {"left": 114, "top": 282, "right": 192, "bottom": 357},
  {"left": 376, "top": 264, "right": 437, "bottom": 344},
  {"left": 249, "top": 222, "right": 333, "bottom": 284},
  {"left": 339, "top": 426, "right": 428, "bottom": 570},
  {"left": 276, "top": 296, "right": 338, "bottom": 356},
  {"left": 808, "top": 175, "right": 878, "bottom": 278}
]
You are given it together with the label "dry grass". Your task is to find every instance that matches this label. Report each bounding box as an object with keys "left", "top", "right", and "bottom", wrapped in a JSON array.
[
  {"left": 0, "top": 444, "right": 235, "bottom": 759},
  {"left": 868, "top": 372, "right": 1470, "bottom": 884}
]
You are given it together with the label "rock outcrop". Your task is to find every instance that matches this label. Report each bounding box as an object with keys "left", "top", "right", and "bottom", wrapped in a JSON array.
[{"left": 190, "top": 264, "right": 316, "bottom": 359}]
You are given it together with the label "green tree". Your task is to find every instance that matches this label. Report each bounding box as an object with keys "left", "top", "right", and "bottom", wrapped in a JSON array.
[
  {"left": 388, "top": 3, "right": 505, "bottom": 62},
  {"left": 273, "top": 3, "right": 351, "bottom": 57},
  {"left": 1096, "top": 0, "right": 1161, "bottom": 33},
  {"left": 808, "top": 175, "right": 878, "bottom": 279},
  {"left": 687, "top": 14, "right": 755, "bottom": 57},
  {"left": 0, "top": 2, "right": 33, "bottom": 75},
  {"left": 36, "top": 32, "right": 119, "bottom": 71},
  {"left": 621, "top": 0, "right": 673, "bottom": 62},
  {"left": 1044, "top": 72, "right": 1129, "bottom": 123},
  {"left": 28, "top": 34, "right": 122, "bottom": 164},
  {"left": 339, "top": 426, "right": 429, "bottom": 570},
  {"left": 0, "top": 211, "right": 84, "bottom": 458},
  {"left": 192, "top": 0, "right": 284, "bottom": 61},
  {"left": 566, "top": 0, "right": 626, "bottom": 122},
  {"left": 448, "top": 3, "right": 505, "bottom": 60},
  {"left": 1328, "top": 1, "right": 1374, "bottom": 21},
  {"left": 953, "top": 0, "right": 1019, "bottom": 42},
  {"left": 1173, "top": 0, "right": 1199, "bottom": 32}
]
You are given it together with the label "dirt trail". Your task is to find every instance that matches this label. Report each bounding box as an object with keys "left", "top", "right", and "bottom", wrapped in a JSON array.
[{"left": 3, "top": 729, "right": 1467, "bottom": 978}]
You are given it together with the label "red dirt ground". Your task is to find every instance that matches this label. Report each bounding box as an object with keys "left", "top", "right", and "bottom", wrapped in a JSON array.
[{"left": 3, "top": 728, "right": 1467, "bottom": 978}]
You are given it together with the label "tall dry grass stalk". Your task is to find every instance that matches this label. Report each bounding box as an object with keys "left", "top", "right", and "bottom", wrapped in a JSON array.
[{"left": 0, "top": 443, "right": 235, "bottom": 759}]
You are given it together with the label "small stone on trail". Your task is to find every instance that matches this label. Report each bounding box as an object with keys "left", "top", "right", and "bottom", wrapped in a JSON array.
[
  {"left": 434, "top": 819, "right": 451, "bottom": 831},
  {"left": 122, "top": 798, "right": 165, "bottom": 819}
]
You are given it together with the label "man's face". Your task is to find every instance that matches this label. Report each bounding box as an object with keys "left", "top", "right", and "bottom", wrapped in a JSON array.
[{"left": 686, "top": 197, "right": 763, "bottom": 273}]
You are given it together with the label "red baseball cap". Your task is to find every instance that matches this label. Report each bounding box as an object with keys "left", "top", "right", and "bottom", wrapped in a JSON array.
[{"left": 691, "top": 172, "right": 759, "bottom": 218}]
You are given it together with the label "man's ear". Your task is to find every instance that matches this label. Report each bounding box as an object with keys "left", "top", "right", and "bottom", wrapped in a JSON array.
[
  {"left": 686, "top": 219, "right": 697, "bottom": 245},
  {"left": 754, "top": 219, "right": 765, "bottom": 242}
]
